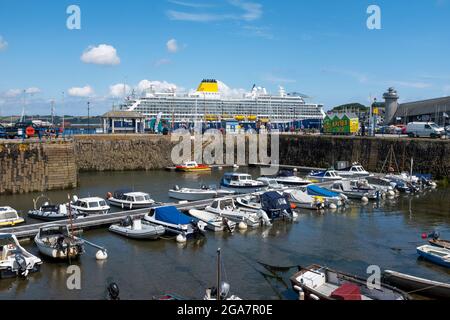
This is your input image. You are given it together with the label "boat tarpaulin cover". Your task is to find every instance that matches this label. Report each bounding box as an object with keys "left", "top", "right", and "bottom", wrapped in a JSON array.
[
  {"left": 330, "top": 283, "right": 362, "bottom": 300},
  {"left": 307, "top": 185, "right": 340, "bottom": 198},
  {"left": 261, "top": 191, "right": 291, "bottom": 212},
  {"left": 155, "top": 206, "right": 193, "bottom": 225}
]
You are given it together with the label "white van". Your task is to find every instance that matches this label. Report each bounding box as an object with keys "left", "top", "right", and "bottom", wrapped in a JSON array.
[{"left": 406, "top": 122, "right": 445, "bottom": 138}]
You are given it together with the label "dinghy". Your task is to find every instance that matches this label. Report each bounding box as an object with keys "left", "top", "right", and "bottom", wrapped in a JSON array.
[
  {"left": 188, "top": 209, "right": 236, "bottom": 232},
  {"left": 235, "top": 194, "right": 262, "bottom": 210},
  {"left": 284, "top": 189, "right": 325, "bottom": 210},
  {"left": 109, "top": 216, "right": 165, "bottom": 240},
  {"left": 383, "top": 270, "right": 450, "bottom": 299},
  {"left": 28, "top": 203, "right": 75, "bottom": 221},
  {"left": 417, "top": 245, "right": 450, "bottom": 268},
  {"left": 0, "top": 207, "right": 25, "bottom": 227},
  {"left": 169, "top": 186, "right": 218, "bottom": 201},
  {"left": 144, "top": 206, "right": 206, "bottom": 239},
  {"left": 0, "top": 233, "right": 42, "bottom": 278},
  {"left": 106, "top": 190, "right": 155, "bottom": 209},
  {"left": 260, "top": 191, "right": 294, "bottom": 221},
  {"left": 34, "top": 225, "right": 85, "bottom": 260},
  {"left": 290, "top": 264, "right": 409, "bottom": 300}
]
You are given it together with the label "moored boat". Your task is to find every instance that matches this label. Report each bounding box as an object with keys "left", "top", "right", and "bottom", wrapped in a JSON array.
[
  {"left": 260, "top": 191, "right": 294, "bottom": 221},
  {"left": 176, "top": 161, "right": 211, "bottom": 172},
  {"left": 235, "top": 194, "right": 262, "bottom": 210},
  {"left": 329, "top": 180, "right": 379, "bottom": 200},
  {"left": 0, "top": 207, "right": 25, "bottom": 228},
  {"left": 220, "top": 173, "right": 267, "bottom": 194},
  {"left": 169, "top": 186, "right": 217, "bottom": 201},
  {"left": 70, "top": 196, "right": 110, "bottom": 216},
  {"left": 188, "top": 209, "right": 236, "bottom": 232},
  {"left": 336, "top": 163, "right": 371, "bottom": 178},
  {"left": 304, "top": 185, "right": 347, "bottom": 208},
  {"left": 417, "top": 245, "right": 450, "bottom": 268},
  {"left": 307, "top": 169, "right": 343, "bottom": 183},
  {"left": 290, "top": 264, "right": 409, "bottom": 300},
  {"left": 109, "top": 216, "right": 165, "bottom": 240},
  {"left": 34, "top": 225, "right": 85, "bottom": 260},
  {"left": 383, "top": 270, "right": 450, "bottom": 299},
  {"left": 429, "top": 238, "right": 450, "bottom": 250},
  {"left": 106, "top": 190, "right": 155, "bottom": 209},
  {"left": 28, "top": 203, "right": 75, "bottom": 221},
  {"left": 271, "top": 170, "right": 311, "bottom": 186},
  {"left": 284, "top": 189, "right": 325, "bottom": 210}
]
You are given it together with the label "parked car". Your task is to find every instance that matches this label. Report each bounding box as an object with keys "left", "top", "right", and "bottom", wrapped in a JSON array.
[
  {"left": 4, "top": 121, "right": 38, "bottom": 139},
  {"left": 0, "top": 124, "right": 5, "bottom": 139},
  {"left": 394, "top": 124, "right": 407, "bottom": 135},
  {"left": 406, "top": 122, "right": 445, "bottom": 138}
]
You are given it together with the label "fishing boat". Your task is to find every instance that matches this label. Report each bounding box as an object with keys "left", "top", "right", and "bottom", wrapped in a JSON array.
[
  {"left": 0, "top": 207, "right": 25, "bottom": 227},
  {"left": 336, "top": 163, "right": 371, "bottom": 178},
  {"left": 109, "top": 216, "right": 165, "bottom": 240},
  {"left": 417, "top": 245, "right": 450, "bottom": 268},
  {"left": 304, "top": 185, "right": 347, "bottom": 208},
  {"left": 205, "top": 198, "right": 270, "bottom": 228},
  {"left": 204, "top": 248, "right": 241, "bottom": 300},
  {"left": 383, "top": 270, "right": 450, "bottom": 299},
  {"left": 271, "top": 170, "right": 311, "bottom": 186},
  {"left": 0, "top": 233, "right": 42, "bottom": 278},
  {"left": 28, "top": 203, "right": 75, "bottom": 221},
  {"left": 260, "top": 191, "right": 294, "bottom": 221},
  {"left": 290, "top": 264, "right": 409, "bottom": 300},
  {"left": 329, "top": 180, "right": 379, "bottom": 200},
  {"left": 429, "top": 238, "right": 450, "bottom": 250},
  {"left": 144, "top": 206, "right": 206, "bottom": 238},
  {"left": 106, "top": 190, "right": 155, "bottom": 209},
  {"left": 284, "top": 189, "right": 325, "bottom": 210},
  {"left": 34, "top": 225, "right": 85, "bottom": 260},
  {"left": 235, "top": 194, "right": 262, "bottom": 210},
  {"left": 169, "top": 186, "right": 218, "bottom": 201},
  {"left": 220, "top": 173, "right": 267, "bottom": 194},
  {"left": 176, "top": 161, "right": 211, "bottom": 172},
  {"left": 69, "top": 196, "right": 110, "bottom": 216},
  {"left": 188, "top": 209, "right": 236, "bottom": 232},
  {"left": 257, "top": 177, "right": 287, "bottom": 190},
  {"left": 307, "top": 169, "right": 343, "bottom": 183}
]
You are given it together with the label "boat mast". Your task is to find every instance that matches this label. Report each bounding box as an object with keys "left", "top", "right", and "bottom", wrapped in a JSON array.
[{"left": 217, "top": 248, "right": 221, "bottom": 301}]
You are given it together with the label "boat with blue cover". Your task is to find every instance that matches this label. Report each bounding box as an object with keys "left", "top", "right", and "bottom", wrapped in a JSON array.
[
  {"left": 260, "top": 191, "right": 294, "bottom": 221},
  {"left": 144, "top": 206, "right": 206, "bottom": 238},
  {"left": 304, "top": 185, "right": 347, "bottom": 207},
  {"left": 417, "top": 245, "right": 450, "bottom": 268}
]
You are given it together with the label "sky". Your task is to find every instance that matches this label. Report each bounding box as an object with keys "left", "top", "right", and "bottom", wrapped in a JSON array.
[{"left": 0, "top": 0, "right": 450, "bottom": 116}]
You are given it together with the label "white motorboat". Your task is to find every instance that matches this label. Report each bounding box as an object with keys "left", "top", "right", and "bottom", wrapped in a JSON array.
[
  {"left": 329, "top": 180, "right": 380, "bottom": 200},
  {"left": 360, "top": 177, "right": 396, "bottom": 195},
  {"left": 34, "top": 225, "right": 85, "bottom": 260},
  {"left": 303, "top": 185, "right": 347, "bottom": 208},
  {"left": 188, "top": 209, "right": 236, "bottom": 232},
  {"left": 0, "top": 233, "right": 42, "bottom": 279},
  {"left": 0, "top": 207, "right": 25, "bottom": 228},
  {"left": 109, "top": 216, "right": 165, "bottom": 240},
  {"left": 28, "top": 203, "right": 75, "bottom": 221},
  {"left": 169, "top": 186, "right": 218, "bottom": 201},
  {"left": 107, "top": 190, "right": 155, "bottom": 209},
  {"left": 284, "top": 189, "right": 325, "bottom": 210},
  {"left": 271, "top": 170, "right": 312, "bottom": 186},
  {"left": 235, "top": 194, "right": 262, "bottom": 210},
  {"left": 256, "top": 177, "right": 287, "bottom": 190},
  {"left": 220, "top": 173, "right": 267, "bottom": 194},
  {"left": 205, "top": 198, "right": 269, "bottom": 228},
  {"left": 69, "top": 196, "right": 110, "bottom": 216},
  {"left": 307, "top": 169, "right": 343, "bottom": 183},
  {"left": 336, "top": 163, "right": 371, "bottom": 178}
]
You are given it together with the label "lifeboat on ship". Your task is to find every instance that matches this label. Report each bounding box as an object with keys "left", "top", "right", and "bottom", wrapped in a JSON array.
[{"left": 176, "top": 161, "right": 211, "bottom": 172}]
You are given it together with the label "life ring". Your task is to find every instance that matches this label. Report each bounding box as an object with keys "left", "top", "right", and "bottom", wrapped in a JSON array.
[{"left": 26, "top": 126, "right": 35, "bottom": 136}]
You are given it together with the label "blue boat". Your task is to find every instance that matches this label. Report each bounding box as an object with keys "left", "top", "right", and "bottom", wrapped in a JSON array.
[
  {"left": 417, "top": 245, "right": 450, "bottom": 268},
  {"left": 144, "top": 206, "right": 205, "bottom": 238},
  {"left": 261, "top": 191, "right": 293, "bottom": 221},
  {"left": 305, "top": 185, "right": 347, "bottom": 207},
  {"left": 307, "top": 170, "right": 343, "bottom": 183}
]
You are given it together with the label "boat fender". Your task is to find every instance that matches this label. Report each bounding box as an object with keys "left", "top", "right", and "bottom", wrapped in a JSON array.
[
  {"left": 176, "top": 234, "right": 187, "bottom": 243},
  {"left": 388, "top": 190, "right": 396, "bottom": 197},
  {"left": 309, "top": 294, "right": 320, "bottom": 300},
  {"left": 238, "top": 222, "right": 248, "bottom": 230},
  {"left": 292, "top": 211, "right": 298, "bottom": 219},
  {"left": 293, "top": 286, "right": 304, "bottom": 300},
  {"left": 361, "top": 196, "right": 369, "bottom": 203},
  {"left": 96, "top": 250, "right": 108, "bottom": 260},
  {"left": 329, "top": 203, "right": 337, "bottom": 210},
  {"left": 106, "top": 192, "right": 112, "bottom": 199},
  {"left": 108, "top": 283, "right": 120, "bottom": 300}
]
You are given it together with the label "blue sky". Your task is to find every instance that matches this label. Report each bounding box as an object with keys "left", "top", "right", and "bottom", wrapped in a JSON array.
[{"left": 0, "top": 0, "right": 450, "bottom": 116}]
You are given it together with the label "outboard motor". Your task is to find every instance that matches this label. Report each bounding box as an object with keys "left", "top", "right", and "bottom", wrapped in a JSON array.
[
  {"left": 429, "top": 231, "right": 441, "bottom": 240},
  {"left": 14, "top": 253, "right": 29, "bottom": 278},
  {"left": 107, "top": 282, "right": 120, "bottom": 300},
  {"left": 174, "top": 185, "right": 180, "bottom": 191},
  {"left": 56, "top": 236, "right": 66, "bottom": 253},
  {"left": 220, "top": 282, "right": 231, "bottom": 300},
  {"left": 121, "top": 216, "right": 133, "bottom": 227}
]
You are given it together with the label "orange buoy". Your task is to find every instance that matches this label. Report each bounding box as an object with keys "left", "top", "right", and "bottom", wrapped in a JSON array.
[
  {"left": 290, "top": 203, "right": 297, "bottom": 209},
  {"left": 26, "top": 126, "right": 35, "bottom": 136}
]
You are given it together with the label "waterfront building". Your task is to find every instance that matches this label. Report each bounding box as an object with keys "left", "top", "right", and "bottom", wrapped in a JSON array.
[
  {"left": 394, "top": 96, "right": 450, "bottom": 127},
  {"left": 102, "top": 111, "right": 145, "bottom": 134}
]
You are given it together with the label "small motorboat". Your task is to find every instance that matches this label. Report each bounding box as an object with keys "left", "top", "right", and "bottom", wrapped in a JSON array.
[
  {"left": 28, "top": 203, "right": 75, "bottom": 221},
  {"left": 307, "top": 169, "right": 343, "bottom": 183},
  {"left": 205, "top": 198, "right": 269, "bottom": 228},
  {"left": 69, "top": 196, "right": 110, "bottom": 216},
  {"left": 290, "top": 264, "right": 409, "bottom": 300},
  {"left": 188, "top": 209, "right": 236, "bottom": 232},
  {"left": 256, "top": 177, "right": 287, "bottom": 190},
  {"left": 144, "top": 206, "right": 206, "bottom": 239},
  {"left": 0, "top": 233, "right": 42, "bottom": 278},
  {"left": 34, "top": 225, "right": 85, "bottom": 260},
  {"left": 365, "top": 176, "right": 397, "bottom": 195},
  {"left": 350, "top": 179, "right": 385, "bottom": 197},
  {"left": 304, "top": 185, "right": 347, "bottom": 208},
  {"left": 260, "top": 191, "right": 294, "bottom": 221},
  {"left": 271, "top": 170, "right": 311, "bottom": 186},
  {"left": 417, "top": 245, "right": 450, "bottom": 268},
  {"left": 336, "top": 163, "right": 371, "bottom": 178},
  {"left": 169, "top": 186, "right": 218, "bottom": 201},
  {"left": 284, "top": 189, "right": 325, "bottom": 210},
  {"left": 329, "top": 180, "right": 379, "bottom": 200},
  {"left": 429, "top": 238, "right": 450, "bottom": 250},
  {"left": 235, "top": 194, "right": 262, "bottom": 210},
  {"left": 383, "top": 270, "right": 450, "bottom": 299},
  {"left": 106, "top": 190, "right": 155, "bottom": 209},
  {"left": 176, "top": 161, "right": 211, "bottom": 172},
  {"left": 220, "top": 173, "right": 267, "bottom": 194},
  {"left": 0, "top": 207, "right": 25, "bottom": 228},
  {"left": 109, "top": 216, "right": 165, "bottom": 240}
]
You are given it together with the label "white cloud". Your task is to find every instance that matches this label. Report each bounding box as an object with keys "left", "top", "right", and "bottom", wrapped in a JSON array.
[
  {"left": 0, "top": 36, "right": 7, "bottom": 51},
  {"left": 25, "top": 87, "right": 41, "bottom": 94},
  {"left": 155, "top": 58, "right": 172, "bottom": 67},
  {"left": 217, "top": 81, "right": 247, "bottom": 98},
  {"left": 241, "top": 25, "right": 273, "bottom": 39},
  {"left": 168, "top": 0, "right": 215, "bottom": 8},
  {"left": 68, "top": 85, "right": 95, "bottom": 97},
  {"left": 167, "top": 0, "right": 262, "bottom": 22},
  {"left": 166, "top": 39, "right": 179, "bottom": 53},
  {"left": 81, "top": 44, "right": 120, "bottom": 65},
  {"left": 4, "top": 89, "right": 22, "bottom": 98},
  {"left": 109, "top": 83, "right": 131, "bottom": 97},
  {"left": 137, "top": 80, "right": 178, "bottom": 93}
]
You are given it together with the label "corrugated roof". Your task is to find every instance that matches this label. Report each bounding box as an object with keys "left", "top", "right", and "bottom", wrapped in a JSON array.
[
  {"left": 102, "top": 111, "right": 145, "bottom": 118},
  {"left": 396, "top": 96, "right": 450, "bottom": 117}
]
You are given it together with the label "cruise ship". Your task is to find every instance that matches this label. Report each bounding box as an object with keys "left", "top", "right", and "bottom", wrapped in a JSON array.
[{"left": 120, "top": 79, "right": 325, "bottom": 127}]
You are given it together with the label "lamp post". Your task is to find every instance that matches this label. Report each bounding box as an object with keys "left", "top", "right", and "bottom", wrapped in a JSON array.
[{"left": 87, "top": 101, "right": 90, "bottom": 135}]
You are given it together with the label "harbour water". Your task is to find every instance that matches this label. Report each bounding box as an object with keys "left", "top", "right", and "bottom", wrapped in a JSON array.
[{"left": 0, "top": 168, "right": 449, "bottom": 300}]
